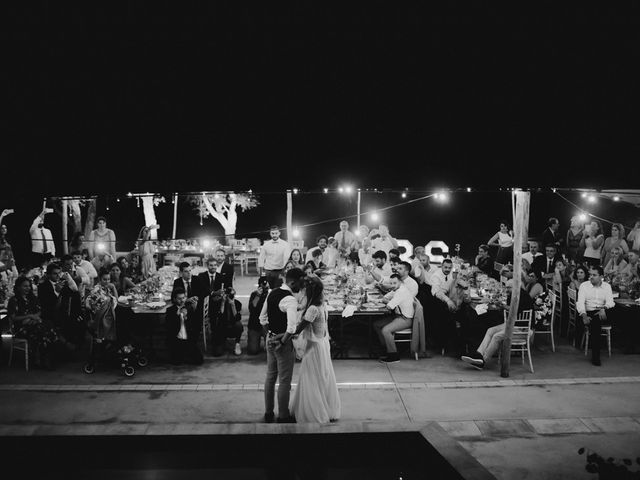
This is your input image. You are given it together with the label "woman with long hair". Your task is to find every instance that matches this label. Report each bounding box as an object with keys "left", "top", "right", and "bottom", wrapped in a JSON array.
[
  {"left": 284, "top": 249, "right": 305, "bottom": 273},
  {"left": 581, "top": 220, "right": 605, "bottom": 267},
  {"left": 566, "top": 215, "right": 585, "bottom": 263},
  {"left": 137, "top": 225, "right": 159, "bottom": 279},
  {"left": 569, "top": 264, "right": 588, "bottom": 292},
  {"left": 602, "top": 223, "right": 629, "bottom": 267},
  {"left": 487, "top": 221, "right": 514, "bottom": 264},
  {"left": 109, "top": 262, "right": 136, "bottom": 296},
  {"left": 290, "top": 275, "right": 340, "bottom": 423},
  {"left": 604, "top": 246, "right": 628, "bottom": 277}
]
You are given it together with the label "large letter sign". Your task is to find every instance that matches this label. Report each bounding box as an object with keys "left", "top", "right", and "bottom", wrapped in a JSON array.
[{"left": 425, "top": 240, "right": 449, "bottom": 264}]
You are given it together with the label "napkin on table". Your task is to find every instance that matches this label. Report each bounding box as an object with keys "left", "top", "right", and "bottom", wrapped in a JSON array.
[
  {"left": 474, "top": 304, "right": 489, "bottom": 315},
  {"left": 342, "top": 305, "right": 357, "bottom": 318}
]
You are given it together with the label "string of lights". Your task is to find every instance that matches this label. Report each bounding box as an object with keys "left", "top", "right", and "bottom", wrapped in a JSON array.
[{"left": 552, "top": 191, "right": 637, "bottom": 231}]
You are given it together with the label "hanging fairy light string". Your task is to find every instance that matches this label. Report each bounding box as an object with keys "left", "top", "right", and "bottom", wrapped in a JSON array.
[{"left": 553, "top": 191, "right": 637, "bottom": 231}]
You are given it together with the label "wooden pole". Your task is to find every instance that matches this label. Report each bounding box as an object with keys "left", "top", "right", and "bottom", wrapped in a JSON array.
[
  {"left": 500, "top": 190, "right": 530, "bottom": 378},
  {"left": 61, "top": 199, "right": 69, "bottom": 255},
  {"left": 286, "top": 191, "right": 293, "bottom": 242},
  {"left": 172, "top": 193, "right": 178, "bottom": 240},
  {"left": 357, "top": 190, "right": 361, "bottom": 229}
]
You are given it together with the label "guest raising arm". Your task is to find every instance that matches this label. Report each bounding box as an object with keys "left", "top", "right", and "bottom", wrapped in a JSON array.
[{"left": 581, "top": 221, "right": 605, "bottom": 267}]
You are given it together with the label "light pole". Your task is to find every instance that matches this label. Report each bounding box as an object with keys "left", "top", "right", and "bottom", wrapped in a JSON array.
[{"left": 357, "top": 189, "right": 361, "bottom": 229}]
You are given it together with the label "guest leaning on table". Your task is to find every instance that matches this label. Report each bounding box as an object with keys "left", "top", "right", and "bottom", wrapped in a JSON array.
[{"left": 576, "top": 265, "right": 615, "bottom": 366}]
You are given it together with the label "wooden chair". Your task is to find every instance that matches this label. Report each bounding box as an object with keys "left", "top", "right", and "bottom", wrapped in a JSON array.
[
  {"left": 567, "top": 288, "right": 577, "bottom": 346},
  {"left": 4, "top": 312, "right": 29, "bottom": 371},
  {"left": 582, "top": 324, "right": 612, "bottom": 358},
  {"left": 533, "top": 291, "right": 556, "bottom": 352},
  {"left": 201, "top": 296, "right": 211, "bottom": 353},
  {"left": 502, "top": 309, "right": 534, "bottom": 373}
]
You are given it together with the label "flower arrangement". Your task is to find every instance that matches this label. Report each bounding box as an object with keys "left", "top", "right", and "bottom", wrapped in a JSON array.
[
  {"left": 534, "top": 290, "right": 553, "bottom": 327},
  {"left": 86, "top": 285, "right": 112, "bottom": 313}
]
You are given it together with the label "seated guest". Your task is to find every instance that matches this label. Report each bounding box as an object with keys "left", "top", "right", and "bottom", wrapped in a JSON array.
[
  {"left": 284, "top": 248, "right": 305, "bottom": 273},
  {"left": 430, "top": 259, "right": 457, "bottom": 352},
  {"left": 165, "top": 288, "right": 203, "bottom": 365},
  {"left": 415, "top": 254, "right": 437, "bottom": 286},
  {"left": 126, "top": 254, "right": 144, "bottom": 284},
  {"left": 532, "top": 244, "right": 562, "bottom": 286},
  {"left": 374, "top": 274, "right": 415, "bottom": 363},
  {"left": 371, "top": 224, "right": 399, "bottom": 255},
  {"left": 211, "top": 287, "right": 243, "bottom": 356},
  {"left": 305, "top": 249, "right": 327, "bottom": 274},
  {"left": 576, "top": 265, "right": 614, "bottom": 366},
  {"left": 173, "top": 262, "right": 197, "bottom": 299},
  {"left": 323, "top": 237, "right": 339, "bottom": 268},
  {"left": 552, "top": 258, "right": 571, "bottom": 291},
  {"left": 305, "top": 235, "right": 328, "bottom": 264},
  {"left": 524, "top": 269, "right": 545, "bottom": 300},
  {"left": 604, "top": 246, "right": 628, "bottom": 277},
  {"left": 247, "top": 277, "right": 270, "bottom": 355},
  {"left": 109, "top": 262, "right": 136, "bottom": 296},
  {"left": 411, "top": 246, "right": 425, "bottom": 260},
  {"left": 91, "top": 250, "right": 114, "bottom": 273},
  {"left": 7, "top": 276, "right": 58, "bottom": 369},
  {"left": 602, "top": 223, "right": 629, "bottom": 268},
  {"left": 388, "top": 248, "right": 401, "bottom": 263},
  {"left": 364, "top": 250, "right": 393, "bottom": 286},
  {"left": 474, "top": 244, "right": 494, "bottom": 276},
  {"left": 334, "top": 220, "right": 356, "bottom": 257},
  {"left": 522, "top": 240, "right": 543, "bottom": 266},
  {"left": 350, "top": 225, "right": 370, "bottom": 263},
  {"left": 569, "top": 264, "right": 588, "bottom": 292},
  {"left": 621, "top": 250, "right": 639, "bottom": 280},
  {"left": 395, "top": 261, "right": 418, "bottom": 296}
]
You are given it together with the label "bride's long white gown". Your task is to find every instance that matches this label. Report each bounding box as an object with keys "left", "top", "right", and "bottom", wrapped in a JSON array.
[{"left": 291, "top": 304, "right": 341, "bottom": 423}]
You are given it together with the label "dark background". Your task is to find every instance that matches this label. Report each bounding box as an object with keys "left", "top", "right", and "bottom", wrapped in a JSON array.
[{"left": 5, "top": 4, "right": 640, "bottom": 263}]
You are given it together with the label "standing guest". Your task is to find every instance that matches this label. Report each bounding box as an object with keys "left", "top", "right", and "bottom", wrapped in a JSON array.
[
  {"left": 290, "top": 275, "right": 341, "bottom": 422},
  {"left": 621, "top": 250, "right": 639, "bottom": 280},
  {"left": 85, "top": 268, "right": 119, "bottom": 341},
  {"left": 373, "top": 274, "right": 415, "bottom": 363},
  {"left": 488, "top": 221, "right": 514, "bottom": 264},
  {"left": 601, "top": 223, "right": 629, "bottom": 267},
  {"left": 165, "top": 288, "right": 203, "bottom": 365},
  {"left": 247, "top": 277, "right": 269, "bottom": 355},
  {"left": 474, "top": 244, "right": 494, "bottom": 276},
  {"left": 284, "top": 249, "right": 305, "bottom": 273},
  {"left": 569, "top": 265, "right": 588, "bottom": 292},
  {"left": 542, "top": 217, "right": 563, "bottom": 253},
  {"left": 88, "top": 217, "right": 117, "bottom": 259},
  {"left": 137, "top": 224, "right": 159, "bottom": 279},
  {"left": 604, "top": 247, "right": 628, "bottom": 278},
  {"left": 69, "top": 232, "right": 88, "bottom": 256},
  {"left": 334, "top": 220, "right": 356, "bottom": 257},
  {"left": 371, "top": 224, "right": 398, "bottom": 255},
  {"left": 211, "top": 287, "right": 243, "bottom": 356},
  {"left": 576, "top": 266, "right": 615, "bottom": 366},
  {"left": 260, "top": 268, "right": 305, "bottom": 423},
  {"left": 411, "top": 246, "right": 425, "bottom": 260},
  {"left": 627, "top": 220, "right": 640, "bottom": 251},
  {"left": 0, "top": 208, "right": 14, "bottom": 230},
  {"left": 566, "top": 216, "right": 585, "bottom": 262},
  {"left": 305, "top": 235, "right": 328, "bottom": 264},
  {"left": 210, "top": 248, "right": 235, "bottom": 291},
  {"left": 349, "top": 225, "right": 370, "bottom": 263},
  {"left": 323, "top": 237, "right": 339, "bottom": 268},
  {"left": 522, "top": 240, "right": 543, "bottom": 266},
  {"left": 7, "top": 276, "right": 58, "bottom": 369},
  {"left": 173, "top": 262, "right": 197, "bottom": 299},
  {"left": 581, "top": 220, "right": 605, "bottom": 267},
  {"left": 0, "top": 213, "right": 18, "bottom": 276},
  {"left": 30, "top": 206, "right": 55, "bottom": 267},
  {"left": 430, "top": 259, "right": 457, "bottom": 353},
  {"left": 72, "top": 250, "right": 98, "bottom": 283},
  {"left": 258, "top": 225, "right": 291, "bottom": 289},
  {"left": 532, "top": 244, "right": 562, "bottom": 286},
  {"left": 109, "top": 263, "right": 136, "bottom": 296}
]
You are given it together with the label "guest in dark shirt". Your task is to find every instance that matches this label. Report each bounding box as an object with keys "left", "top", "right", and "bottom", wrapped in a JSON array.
[
  {"left": 247, "top": 277, "right": 270, "bottom": 355},
  {"left": 211, "top": 287, "right": 243, "bottom": 357},
  {"left": 474, "top": 244, "right": 494, "bottom": 276}
]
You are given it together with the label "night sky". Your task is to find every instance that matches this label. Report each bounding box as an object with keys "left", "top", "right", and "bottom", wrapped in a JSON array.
[{"left": 5, "top": 5, "right": 640, "bottom": 261}]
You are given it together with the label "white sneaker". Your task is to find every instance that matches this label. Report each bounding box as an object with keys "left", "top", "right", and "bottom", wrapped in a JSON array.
[{"left": 234, "top": 343, "right": 241, "bottom": 356}]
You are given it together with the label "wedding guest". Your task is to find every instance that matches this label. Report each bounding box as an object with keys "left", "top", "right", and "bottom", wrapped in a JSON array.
[
  {"left": 566, "top": 216, "right": 585, "bottom": 262},
  {"left": 416, "top": 253, "right": 437, "bottom": 286},
  {"left": 350, "top": 225, "right": 370, "bottom": 263},
  {"left": 602, "top": 223, "right": 629, "bottom": 267},
  {"left": 166, "top": 288, "right": 204, "bottom": 365},
  {"left": 290, "top": 275, "right": 340, "bottom": 422},
  {"left": 532, "top": 244, "right": 562, "bottom": 286},
  {"left": 371, "top": 224, "right": 398, "bottom": 255},
  {"left": 576, "top": 265, "right": 615, "bottom": 366},
  {"left": 7, "top": 276, "right": 58, "bottom": 369},
  {"left": 0, "top": 208, "right": 14, "bottom": 232},
  {"left": 29, "top": 206, "right": 55, "bottom": 267},
  {"left": 305, "top": 249, "right": 326, "bottom": 274},
  {"left": 72, "top": 250, "right": 98, "bottom": 282},
  {"left": 211, "top": 248, "right": 235, "bottom": 291},
  {"left": 627, "top": 220, "right": 640, "bottom": 251},
  {"left": 260, "top": 268, "right": 305, "bottom": 423},
  {"left": 474, "top": 244, "right": 494, "bottom": 276},
  {"left": 0, "top": 216, "right": 17, "bottom": 275},
  {"left": 522, "top": 240, "right": 543, "bottom": 266},
  {"left": 172, "top": 262, "right": 197, "bottom": 299},
  {"left": 396, "top": 261, "right": 419, "bottom": 296},
  {"left": 604, "top": 246, "right": 628, "bottom": 277},
  {"left": 126, "top": 254, "right": 144, "bottom": 284},
  {"left": 109, "top": 263, "right": 136, "bottom": 296},
  {"left": 358, "top": 236, "right": 373, "bottom": 267},
  {"left": 69, "top": 232, "right": 88, "bottom": 255},
  {"left": 61, "top": 254, "right": 90, "bottom": 294},
  {"left": 569, "top": 265, "right": 588, "bottom": 292},
  {"left": 430, "top": 259, "right": 457, "bottom": 353},
  {"left": 211, "top": 287, "right": 243, "bottom": 356},
  {"left": 258, "top": 225, "right": 291, "bottom": 289},
  {"left": 85, "top": 268, "right": 119, "bottom": 341},
  {"left": 374, "top": 274, "right": 416, "bottom": 363},
  {"left": 284, "top": 249, "right": 305, "bottom": 273},
  {"left": 542, "top": 217, "right": 563, "bottom": 253},
  {"left": 334, "top": 220, "right": 355, "bottom": 256},
  {"left": 91, "top": 250, "right": 114, "bottom": 272},
  {"left": 581, "top": 220, "right": 605, "bottom": 267},
  {"left": 364, "top": 250, "right": 392, "bottom": 285},
  {"left": 553, "top": 258, "right": 571, "bottom": 291},
  {"left": 305, "top": 235, "right": 328, "bottom": 263},
  {"left": 247, "top": 277, "right": 269, "bottom": 355},
  {"left": 488, "top": 221, "right": 514, "bottom": 264},
  {"left": 411, "top": 246, "right": 425, "bottom": 260},
  {"left": 137, "top": 224, "right": 159, "bottom": 279},
  {"left": 621, "top": 250, "right": 639, "bottom": 280},
  {"left": 323, "top": 237, "right": 339, "bottom": 268},
  {"left": 88, "top": 217, "right": 116, "bottom": 259},
  {"left": 388, "top": 248, "right": 401, "bottom": 263}
]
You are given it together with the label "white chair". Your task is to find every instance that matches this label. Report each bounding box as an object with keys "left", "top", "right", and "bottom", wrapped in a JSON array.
[
  {"left": 503, "top": 309, "right": 534, "bottom": 373},
  {"left": 567, "top": 288, "right": 577, "bottom": 345},
  {"left": 232, "top": 239, "right": 247, "bottom": 250},
  {"left": 533, "top": 291, "right": 556, "bottom": 352},
  {"left": 244, "top": 252, "right": 260, "bottom": 275},
  {"left": 582, "top": 324, "right": 612, "bottom": 358},
  {"left": 233, "top": 253, "right": 247, "bottom": 276},
  {"left": 392, "top": 329, "right": 419, "bottom": 361},
  {"left": 5, "top": 312, "right": 29, "bottom": 371},
  {"left": 291, "top": 240, "right": 305, "bottom": 249},
  {"left": 201, "top": 296, "right": 210, "bottom": 353}
]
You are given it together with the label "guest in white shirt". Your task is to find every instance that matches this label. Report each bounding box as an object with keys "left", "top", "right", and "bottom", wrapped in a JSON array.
[
  {"left": 415, "top": 254, "right": 436, "bottom": 286},
  {"left": 371, "top": 224, "right": 398, "bottom": 255},
  {"left": 522, "top": 240, "right": 543, "bottom": 266},
  {"left": 364, "top": 250, "right": 393, "bottom": 286},
  {"left": 430, "top": 259, "right": 457, "bottom": 353},
  {"left": 305, "top": 235, "right": 328, "bottom": 263},
  {"left": 394, "top": 261, "right": 419, "bottom": 296},
  {"left": 576, "top": 265, "right": 615, "bottom": 366},
  {"left": 72, "top": 250, "right": 98, "bottom": 282},
  {"left": 30, "top": 207, "right": 55, "bottom": 267},
  {"left": 373, "top": 274, "right": 415, "bottom": 363},
  {"left": 334, "top": 221, "right": 356, "bottom": 256},
  {"left": 258, "top": 225, "right": 291, "bottom": 289}
]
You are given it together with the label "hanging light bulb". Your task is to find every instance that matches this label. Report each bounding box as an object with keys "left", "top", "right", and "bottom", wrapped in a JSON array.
[
  {"left": 323, "top": 188, "right": 328, "bottom": 194},
  {"left": 613, "top": 196, "right": 620, "bottom": 202}
]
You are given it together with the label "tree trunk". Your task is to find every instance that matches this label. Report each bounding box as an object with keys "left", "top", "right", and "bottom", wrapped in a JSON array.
[
  {"left": 84, "top": 199, "right": 97, "bottom": 239},
  {"left": 141, "top": 196, "right": 159, "bottom": 240},
  {"left": 69, "top": 200, "right": 82, "bottom": 234},
  {"left": 61, "top": 200, "right": 69, "bottom": 255}
]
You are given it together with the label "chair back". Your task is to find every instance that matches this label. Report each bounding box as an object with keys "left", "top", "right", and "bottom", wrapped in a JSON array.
[
  {"left": 504, "top": 309, "right": 533, "bottom": 344},
  {"left": 202, "top": 295, "right": 210, "bottom": 320},
  {"left": 567, "top": 287, "right": 577, "bottom": 320},
  {"left": 291, "top": 240, "right": 305, "bottom": 249},
  {"left": 494, "top": 262, "right": 504, "bottom": 273},
  {"left": 548, "top": 291, "right": 558, "bottom": 327},
  {"left": 246, "top": 238, "right": 261, "bottom": 250},
  {"left": 232, "top": 239, "right": 247, "bottom": 250}
]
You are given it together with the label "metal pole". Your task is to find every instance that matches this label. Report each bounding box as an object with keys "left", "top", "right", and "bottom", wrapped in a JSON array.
[
  {"left": 172, "top": 193, "right": 178, "bottom": 239},
  {"left": 286, "top": 191, "right": 293, "bottom": 242},
  {"left": 357, "top": 190, "right": 361, "bottom": 229}
]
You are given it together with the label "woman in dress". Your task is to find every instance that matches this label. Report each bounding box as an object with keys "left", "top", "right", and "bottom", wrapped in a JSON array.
[
  {"left": 125, "top": 254, "right": 144, "bottom": 284},
  {"left": 109, "top": 262, "right": 136, "bottom": 296},
  {"left": 487, "top": 221, "right": 514, "bottom": 265},
  {"left": 88, "top": 216, "right": 117, "bottom": 259},
  {"left": 284, "top": 249, "right": 305, "bottom": 273},
  {"left": 566, "top": 216, "right": 585, "bottom": 263},
  {"left": 581, "top": 220, "right": 605, "bottom": 267},
  {"left": 290, "top": 275, "right": 340, "bottom": 423},
  {"left": 524, "top": 269, "right": 544, "bottom": 300},
  {"left": 602, "top": 223, "right": 629, "bottom": 267},
  {"left": 85, "top": 268, "right": 118, "bottom": 341},
  {"left": 604, "top": 246, "right": 628, "bottom": 278},
  {"left": 137, "top": 225, "right": 159, "bottom": 279},
  {"left": 7, "top": 276, "right": 58, "bottom": 369},
  {"left": 569, "top": 264, "right": 588, "bottom": 292}
]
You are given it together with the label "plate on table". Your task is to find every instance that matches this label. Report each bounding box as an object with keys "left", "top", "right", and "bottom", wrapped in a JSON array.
[{"left": 144, "top": 301, "right": 166, "bottom": 309}]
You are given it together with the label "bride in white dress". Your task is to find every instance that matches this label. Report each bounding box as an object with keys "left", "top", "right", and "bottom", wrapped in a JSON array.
[{"left": 290, "top": 275, "right": 341, "bottom": 423}]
